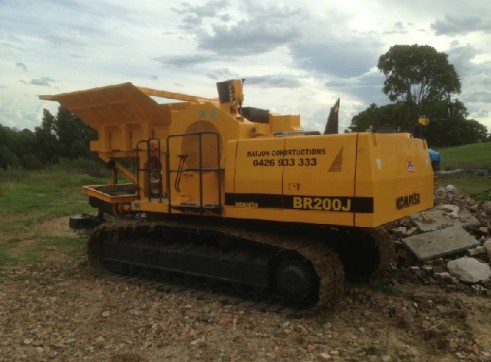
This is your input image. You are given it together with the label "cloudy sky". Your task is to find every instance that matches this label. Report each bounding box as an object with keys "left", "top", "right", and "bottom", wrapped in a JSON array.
[{"left": 1, "top": 0, "right": 490, "bottom": 133}]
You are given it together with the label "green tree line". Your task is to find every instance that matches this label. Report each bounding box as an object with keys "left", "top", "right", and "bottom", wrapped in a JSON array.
[{"left": 0, "top": 106, "right": 97, "bottom": 169}]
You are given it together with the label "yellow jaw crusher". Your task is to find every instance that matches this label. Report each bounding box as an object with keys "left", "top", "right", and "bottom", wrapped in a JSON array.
[{"left": 41, "top": 80, "right": 433, "bottom": 307}]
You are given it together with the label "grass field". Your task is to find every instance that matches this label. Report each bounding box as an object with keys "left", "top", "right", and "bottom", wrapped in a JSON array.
[
  {"left": 435, "top": 142, "right": 491, "bottom": 170},
  {"left": 434, "top": 142, "right": 491, "bottom": 199},
  {"left": 436, "top": 173, "right": 490, "bottom": 200},
  {"left": 0, "top": 166, "right": 106, "bottom": 267}
]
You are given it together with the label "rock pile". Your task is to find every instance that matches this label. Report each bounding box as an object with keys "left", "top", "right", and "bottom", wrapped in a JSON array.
[{"left": 390, "top": 185, "right": 491, "bottom": 294}]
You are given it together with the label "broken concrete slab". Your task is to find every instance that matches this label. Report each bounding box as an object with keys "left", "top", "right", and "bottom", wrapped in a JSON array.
[
  {"left": 457, "top": 208, "right": 481, "bottom": 228},
  {"left": 402, "top": 226, "right": 480, "bottom": 261},
  {"left": 411, "top": 209, "right": 480, "bottom": 232},
  {"left": 447, "top": 257, "right": 491, "bottom": 283},
  {"left": 411, "top": 210, "right": 458, "bottom": 232}
]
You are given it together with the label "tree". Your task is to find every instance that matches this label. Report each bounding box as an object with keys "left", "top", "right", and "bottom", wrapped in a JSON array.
[
  {"left": 377, "top": 45, "right": 461, "bottom": 106},
  {"left": 53, "top": 106, "right": 97, "bottom": 160},
  {"left": 349, "top": 99, "right": 488, "bottom": 146},
  {"left": 33, "top": 106, "right": 97, "bottom": 165},
  {"left": 0, "top": 106, "right": 97, "bottom": 170},
  {"left": 348, "top": 44, "right": 489, "bottom": 146},
  {"left": 425, "top": 100, "right": 488, "bottom": 146},
  {"left": 348, "top": 102, "right": 419, "bottom": 133},
  {"left": 34, "top": 109, "right": 60, "bottom": 164},
  {"left": 0, "top": 125, "right": 20, "bottom": 168}
]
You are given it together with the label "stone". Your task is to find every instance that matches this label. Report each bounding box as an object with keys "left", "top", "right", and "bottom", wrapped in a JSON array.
[
  {"left": 467, "top": 246, "right": 486, "bottom": 257},
  {"left": 405, "top": 227, "right": 418, "bottom": 237},
  {"left": 484, "top": 239, "right": 491, "bottom": 258},
  {"left": 471, "top": 284, "right": 488, "bottom": 296},
  {"left": 95, "top": 336, "right": 105, "bottom": 345},
  {"left": 445, "top": 185, "right": 457, "bottom": 192},
  {"left": 421, "top": 265, "right": 433, "bottom": 275},
  {"left": 23, "top": 338, "right": 33, "bottom": 345},
  {"left": 457, "top": 209, "right": 481, "bottom": 228},
  {"left": 403, "top": 226, "right": 480, "bottom": 261},
  {"left": 439, "top": 204, "right": 459, "bottom": 218},
  {"left": 447, "top": 257, "right": 491, "bottom": 283},
  {"left": 434, "top": 272, "right": 453, "bottom": 283},
  {"left": 395, "top": 227, "right": 407, "bottom": 236},
  {"left": 190, "top": 337, "right": 205, "bottom": 346},
  {"left": 482, "top": 201, "right": 491, "bottom": 212}
]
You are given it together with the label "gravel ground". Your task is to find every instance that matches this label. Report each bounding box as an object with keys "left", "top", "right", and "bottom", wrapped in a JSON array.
[
  {"left": 1, "top": 259, "right": 490, "bottom": 362},
  {"left": 1, "top": 188, "right": 490, "bottom": 362}
]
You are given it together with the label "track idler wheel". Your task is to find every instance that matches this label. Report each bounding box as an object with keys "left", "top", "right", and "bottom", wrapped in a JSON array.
[{"left": 275, "top": 257, "right": 319, "bottom": 307}]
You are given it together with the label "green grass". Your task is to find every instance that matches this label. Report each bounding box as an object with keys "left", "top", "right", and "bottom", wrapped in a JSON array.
[
  {"left": 19, "top": 235, "right": 87, "bottom": 265},
  {"left": 0, "top": 244, "right": 16, "bottom": 266},
  {"left": 435, "top": 142, "right": 491, "bottom": 170},
  {"left": 437, "top": 174, "right": 491, "bottom": 200},
  {"left": 0, "top": 166, "right": 107, "bottom": 267},
  {"left": 0, "top": 168, "right": 103, "bottom": 212},
  {"left": 434, "top": 142, "right": 491, "bottom": 200}
]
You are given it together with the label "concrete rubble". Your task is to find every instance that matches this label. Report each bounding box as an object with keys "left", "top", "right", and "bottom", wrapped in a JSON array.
[
  {"left": 447, "top": 257, "right": 491, "bottom": 283},
  {"left": 390, "top": 184, "right": 491, "bottom": 292},
  {"left": 402, "top": 226, "right": 479, "bottom": 261}
]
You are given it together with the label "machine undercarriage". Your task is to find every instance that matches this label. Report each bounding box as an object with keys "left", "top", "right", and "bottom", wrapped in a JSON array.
[{"left": 83, "top": 215, "right": 392, "bottom": 308}]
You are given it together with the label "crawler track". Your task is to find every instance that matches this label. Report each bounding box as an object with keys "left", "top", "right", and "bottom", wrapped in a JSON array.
[
  {"left": 87, "top": 217, "right": 394, "bottom": 308},
  {"left": 87, "top": 217, "right": 347, "bottom": 308}
]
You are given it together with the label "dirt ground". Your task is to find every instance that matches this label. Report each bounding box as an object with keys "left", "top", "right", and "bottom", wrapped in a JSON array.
[{"left": 0, "top": 217, "right": 490, "bottom": 362}]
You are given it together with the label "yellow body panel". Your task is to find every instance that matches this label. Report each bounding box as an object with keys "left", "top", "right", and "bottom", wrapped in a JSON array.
[
  {"left": 223, "top": 132, "right": 433, "bottom": 227},
  {"left": 353, "top": 133, "right": 433, "bottom": 226},
  {"left": 41, "top": 80, "right": 433, "bottom": 228}
]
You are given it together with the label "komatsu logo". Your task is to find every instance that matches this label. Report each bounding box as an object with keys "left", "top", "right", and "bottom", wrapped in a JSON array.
[{"left": 395, "top": 192, "right": 421, "bottom": 210}]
